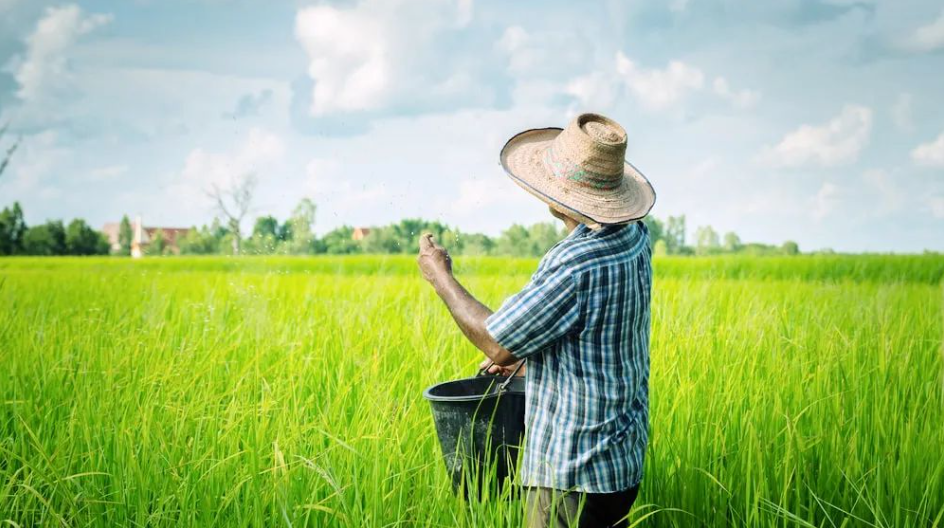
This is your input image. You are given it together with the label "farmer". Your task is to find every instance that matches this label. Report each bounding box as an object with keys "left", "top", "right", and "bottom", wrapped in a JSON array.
[{"left": 417, "top": 112, "right": 656, "bottom": 528}]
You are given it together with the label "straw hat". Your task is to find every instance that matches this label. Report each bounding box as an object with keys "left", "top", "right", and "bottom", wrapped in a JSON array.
[{"left": 500, "top": 113, "right": 656, "bottom": 227}]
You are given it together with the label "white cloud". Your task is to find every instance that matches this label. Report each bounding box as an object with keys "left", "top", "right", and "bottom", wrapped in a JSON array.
[
  {"left": 456, "top": 0, "right": 473, "bottom": 27},
  {"left": 495, "top": 26, "right": 540, "bottom": 79},
  {"left": 451, "top": 177, "right": 531, "bottom": 215},
  {"left": 12, "top": 4, "right": 112, "bottom": 101},
  {"left": 294, "top": 5, "right": 386, "bottom": 116},
  {"left": 911, "top": 132, "right": 944, "bottom": 168},
  {"left": 294, "top": 0, "right": 481, "bottom": 117},
  {"left": 88, "top": 164, "right": 128, "bottom": 181},
  {"left": 891, "top": 93, "right": 914, "bottom": 132},
  {"left": 156, "top": 128, "right": 285, "bottom": 223},
  {"left": 615, "top": 52, "right": 704, "bottom": 111},
  {"left": 497, "top": 25, "right": 593, "bottom": 81},
  {"left": 173, "top": 128, "right": 284, "bottom": 195},
  {"left": 929, "top": 198, "right": 944, "bottom": 219},
  {"left": 304, "top": 157, "right": 343, "bottom": 195},
  {"left": 712, "top": 77, "right": 760, "bottom": 109},
  {"left": 595, "top": 53, "right": 760, "bottom": 112},
  {"left": 669, "top": 0, "right": 690, "bottom": 13},
  {"left": 812, "top": 182, "right": 841, "bottom": 220},
  {"left": 497, "top": 25, "right": 525, "bottom": 50},
  {"left": 304, "top": 157, "right": 387, "bottom": 214},
  {"left": 810, "top": 169, "right": 909, "bottom": 224},
  {"left": 898, "top": 10, "right": 944, "bottom": 53},
  {"left": 0, "top": 130, "right": 68, "bottom": 194},
  {"left": 759, "top": 105, "right": 873, "bottom": 168},
  {"left": 565, "top": 70, "right": 618, "bottom": 109},
  {"left": 689, "top": 157, "right": 721, "bottom": 179},
  {"left": 862, "top": 168, "right": 904, "bottom": 214}
]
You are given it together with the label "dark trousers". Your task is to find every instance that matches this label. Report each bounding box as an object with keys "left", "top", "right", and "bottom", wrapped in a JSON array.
[{"left": 525, "top": 485, "right": 640, "bottom": 528}]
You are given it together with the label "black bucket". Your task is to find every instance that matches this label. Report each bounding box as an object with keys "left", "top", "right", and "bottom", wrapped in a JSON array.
[{"left": 423, "top": 363, "right": 526, "bottom": 496}]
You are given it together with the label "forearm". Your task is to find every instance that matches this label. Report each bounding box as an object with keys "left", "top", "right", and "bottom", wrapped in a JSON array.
[{"left": 431, "top": 273, "right": 518, "bottom": 366}]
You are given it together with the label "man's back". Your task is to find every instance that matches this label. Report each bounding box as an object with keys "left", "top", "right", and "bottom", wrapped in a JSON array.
[{"left": 486, "top": 221, "right": 652, "bottom": 493}]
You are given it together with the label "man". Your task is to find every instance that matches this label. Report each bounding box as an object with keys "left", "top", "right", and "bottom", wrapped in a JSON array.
[{"left": 417, "top": 113, "right": 656, "bottom": 528}]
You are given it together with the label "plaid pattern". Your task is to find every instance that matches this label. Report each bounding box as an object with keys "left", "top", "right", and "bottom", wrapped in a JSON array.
[{"left": 486, "top": 222, "right": 652, "bottom": 493}]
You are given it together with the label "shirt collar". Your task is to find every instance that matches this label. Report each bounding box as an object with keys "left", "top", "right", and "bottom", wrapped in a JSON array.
[
  {"left": 568, "top": 224, "right": 592, "bottom": 240},
  {"left": 575, "top": 223, "right": 630, "bottom": 239}
]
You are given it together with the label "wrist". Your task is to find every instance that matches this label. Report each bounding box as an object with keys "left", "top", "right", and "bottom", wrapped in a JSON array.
[{"left": 431, "top": 270, "right": 457, "bottom": 295}]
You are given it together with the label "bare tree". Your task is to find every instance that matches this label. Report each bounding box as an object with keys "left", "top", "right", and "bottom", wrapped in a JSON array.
[
  {"left": 0, "top": 123, "right": 21, "bottom": 179},
  {"left": 207, "top": 173, "right": 256, "bottom": 255}
]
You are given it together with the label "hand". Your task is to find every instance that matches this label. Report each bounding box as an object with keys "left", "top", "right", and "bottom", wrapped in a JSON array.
[
  {"left": 479, "top": 357, "right": 526, "bottom": 377},
  {"left": 417, "top": 233, "right": 453, "bottom": 284}
]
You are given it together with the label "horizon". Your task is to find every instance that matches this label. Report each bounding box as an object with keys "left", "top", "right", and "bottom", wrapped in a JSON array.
[{"left": 0, "top": 0, "right": 942, "bottom": 253}]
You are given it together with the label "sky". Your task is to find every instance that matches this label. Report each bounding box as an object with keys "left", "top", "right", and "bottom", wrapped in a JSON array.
[{"left": 0, "top": 0, "right": 942, "bottom": 253}]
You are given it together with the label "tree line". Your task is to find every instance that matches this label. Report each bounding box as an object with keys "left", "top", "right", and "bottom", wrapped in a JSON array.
[
  {"left": 0, "top": 200, "right": 803, "bottom": 258},
  {"left": 0, "top": 202, "right": 110, "bottom": 256},
  {"left": 644, "top": 215, "right": 801, "bottom": 256},
  {"left": 172, "top": 201, "right": 572, "bottom": 258}
]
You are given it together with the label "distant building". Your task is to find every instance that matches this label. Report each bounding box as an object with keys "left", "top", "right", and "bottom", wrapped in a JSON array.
[
  {"left": 352, "top": 227, "right": 372, "bottom": 241},
  {"left": 100, "top": 222, "right": 124, "bottom": 253},
  {"left": 102, "top": 217, "right": 189, "bottom": 258}
]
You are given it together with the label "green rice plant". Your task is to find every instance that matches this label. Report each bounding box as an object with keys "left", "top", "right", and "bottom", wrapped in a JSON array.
[{"left": 0, "top": 256, "right": 941, "bottom": 526}]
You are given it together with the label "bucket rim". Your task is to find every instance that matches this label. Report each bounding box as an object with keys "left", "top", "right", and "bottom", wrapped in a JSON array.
[{"left": 423, "top": 376, "right": 524, "bottom": 402}]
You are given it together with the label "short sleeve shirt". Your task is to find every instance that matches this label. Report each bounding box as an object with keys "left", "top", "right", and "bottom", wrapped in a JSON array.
[{"left": 486, "top": 222, "right": 652, "bottom": 493}]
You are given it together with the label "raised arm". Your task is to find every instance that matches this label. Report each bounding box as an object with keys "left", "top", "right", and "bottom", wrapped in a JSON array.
[{"left": 416, "top": 234, "right": 519, "bottom": 367}]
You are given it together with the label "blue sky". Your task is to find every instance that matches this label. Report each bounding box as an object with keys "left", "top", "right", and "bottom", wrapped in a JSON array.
[{"left": 0, "top": 0, "right": 942, "bottom": 252}]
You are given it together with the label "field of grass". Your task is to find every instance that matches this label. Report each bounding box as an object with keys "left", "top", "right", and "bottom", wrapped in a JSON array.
[{"left": 1, "top": 255, "right": 943, "bottom": 527}]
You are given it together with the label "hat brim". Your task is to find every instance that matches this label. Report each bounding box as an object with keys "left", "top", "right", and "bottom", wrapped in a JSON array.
[{"left": 499, "top": 127, "right": 656, "bottom": 224}]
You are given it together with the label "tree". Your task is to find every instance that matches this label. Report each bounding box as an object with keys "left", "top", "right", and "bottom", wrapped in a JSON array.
[
  {"left": 0, "top": 122, "right": 20, "bottom": 180},
  {"left": 179, "top": 225, "right": 221, "bottom": 254},
  {"left": 392, "top": 219, "right": 449, "bottom": 254},
  {"left": 0, "top": 202, "right": 27, "bottom": 255},
  {"left": 642, "top": 216, "right": 664, "bottom": 248},
  {"left": 781, "top": 240, "right": 800, "bottom": 256},
  {"left": 528, "top": 222, "right": 565, "bottom": 256},
  {"left": 246, "top": 215, "right": 280, "bottom": 255},
  {"left": 362, "top": 226, "right": 401, "bottom": 254},
  {"left": 253, "top": 215, "right": 279, "bottom": 239},
  {"left": 440, "top": 228, "right": 464, "bottom": 255},
  {"left": 118, "top": 215, "right": 133, "bottom": 255},
  {"left": 210, "top": 218, "right": 229, "bottom": 240},
  {"left": 653, "top": 239, "right": 668, "bottom": 256},
  {"left": 664, "top": 215, "right": 687, "bottom": 255},
  {"left": 148, "top": 229, "right": 167, "bottom": 256},
  {"left": 496, "top": 224, "right": 532, "bottom": 257},
  {"left": 741, "top": 242, "right": 778, "bottom": 256},
  {"left": 22, "top": 221, "right": 66, "bottom": 255},
  {"left": 65, "top": 219, "right": 109, "bottom": 255},
  {"left": 322, "top": 226, "right": 361, "bottom": 254},
  {"left": 286, "top": 198, "right": 316, "bottom": 254},
  {"left": 277, "top": 221, "right": 293, "bottom": 242},
  {"left": 722, "top": 232, "right": 742, "bottom": 253},
  {"left": 208, "top": 173, "right": 255, "bottom": 255},
  {"left": 695, "top": 225, "right": 720, "bottom": 256},
  {"left": 460, "top": 233, "right": 494, "bottom": 256}
]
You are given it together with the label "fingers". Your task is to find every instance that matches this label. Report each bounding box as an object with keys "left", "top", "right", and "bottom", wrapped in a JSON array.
[
  {"left": 479, "top": 358, "right": 503, "bottom": 375},
  {"left": 418, "top": 233, "right": 449, "bottom": 255},
  {"left": 418, "top": 233, "right": 434, "bottom": 251}
]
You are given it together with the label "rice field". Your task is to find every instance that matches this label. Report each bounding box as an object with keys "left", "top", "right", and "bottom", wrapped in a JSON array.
[{"left": 1, "top": 255, "right": 943, "bottom": 527}]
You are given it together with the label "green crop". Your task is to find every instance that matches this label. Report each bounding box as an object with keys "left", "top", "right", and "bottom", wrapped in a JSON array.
[{"left": 1, "top": 255, "right": 942, "bottom": 527}]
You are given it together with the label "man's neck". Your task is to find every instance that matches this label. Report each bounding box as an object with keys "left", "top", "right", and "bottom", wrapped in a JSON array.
[{"left": 562, "top": 217, "right": 580, "bottom": 233}]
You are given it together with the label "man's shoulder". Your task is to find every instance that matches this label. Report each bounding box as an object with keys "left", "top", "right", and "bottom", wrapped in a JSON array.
[{"left": 542, "top": 223, "right": 649, "bottom": 275}]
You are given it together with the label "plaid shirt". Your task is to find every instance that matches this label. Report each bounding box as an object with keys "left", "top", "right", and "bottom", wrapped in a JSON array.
[{"left": 486, "top": 222, "right": 651, "bottom": 493}]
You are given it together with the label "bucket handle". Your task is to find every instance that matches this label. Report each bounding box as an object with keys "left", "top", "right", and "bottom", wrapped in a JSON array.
[{"left": 476, "top": 359, "right": 525, "bottom": 392}]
